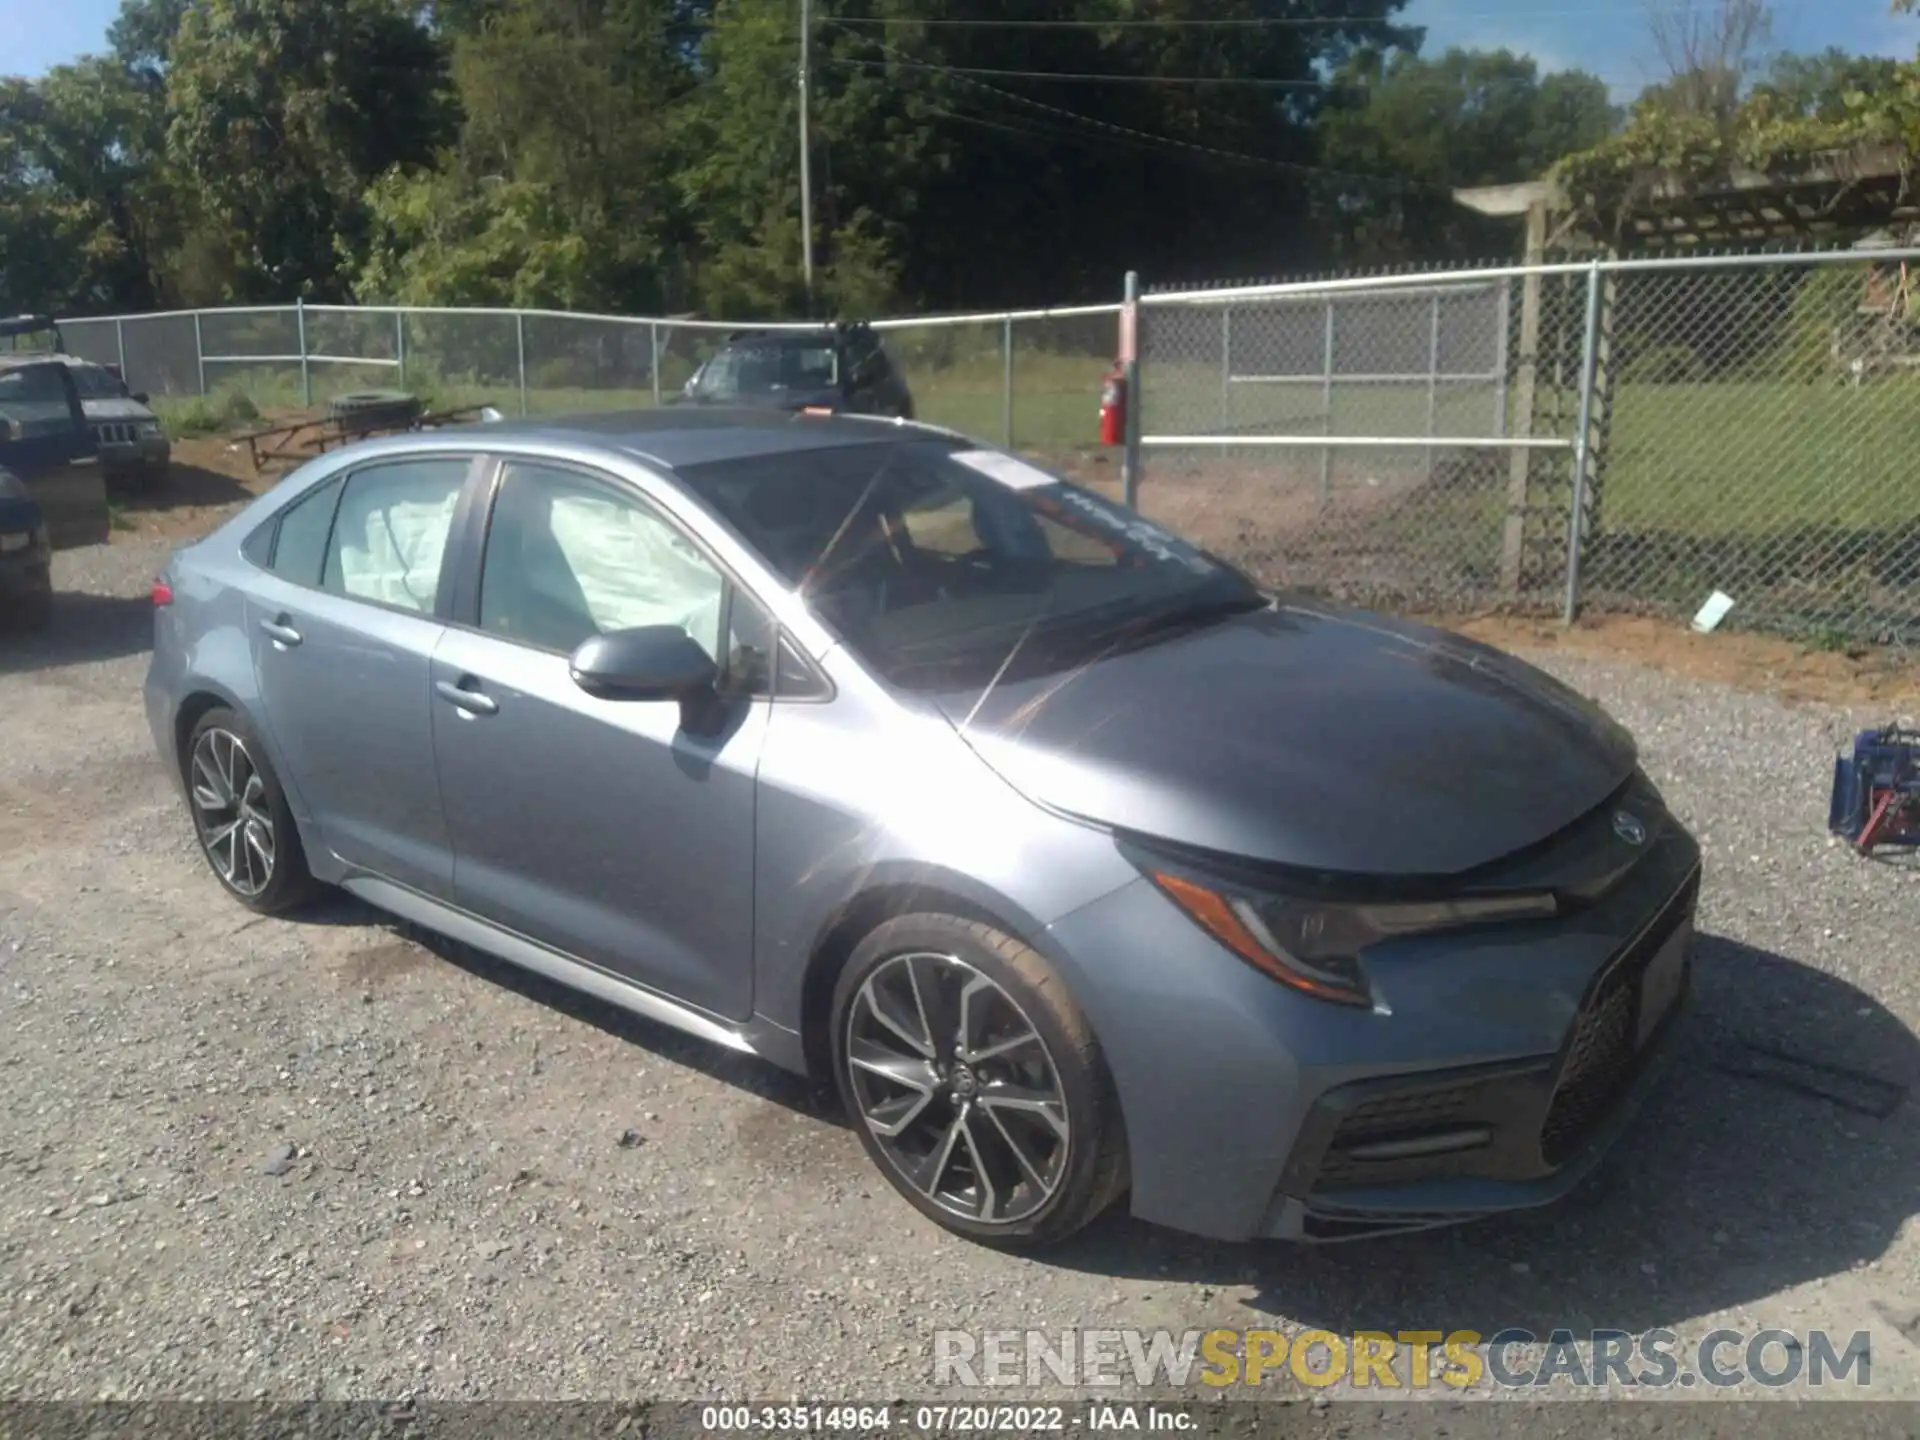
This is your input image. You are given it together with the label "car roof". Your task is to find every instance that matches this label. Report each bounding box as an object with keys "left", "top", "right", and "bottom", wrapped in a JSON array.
[
  {"left": 468, "top": 407, "right": 945, "bottom": 470},
  {"left": 0, "top": 354, "right": 69, "bottom": 374}
]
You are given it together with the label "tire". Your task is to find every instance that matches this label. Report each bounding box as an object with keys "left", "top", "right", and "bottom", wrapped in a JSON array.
[
  {"left": 831, "top": 913, "right": 1128, "bottom": 1249},
  {"left": 327, "top": 390, "right": 421, "bottom": 435},
  {"left": 182, "top": 706, "right": 322, "bottom": 915}
]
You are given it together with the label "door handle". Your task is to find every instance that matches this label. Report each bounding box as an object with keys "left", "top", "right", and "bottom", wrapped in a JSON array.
[
  {"left": 259, "top": 616, "right": 302, "bottom": 647},
  {"left": 435, "top": 679, "right": 498, "bottom": 716}
]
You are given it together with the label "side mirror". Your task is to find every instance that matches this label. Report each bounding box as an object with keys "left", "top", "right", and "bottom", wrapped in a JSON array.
[
  {"left": 131, "top": 392, "right": 150, "bottom": 406},
  {"left": 570, "top": 625, "right": 720, "bottom": 716}
]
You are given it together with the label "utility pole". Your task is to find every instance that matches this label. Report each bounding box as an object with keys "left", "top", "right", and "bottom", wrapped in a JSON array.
[{"left": 798, "top": 0, "right": 815, "bottom": 307}]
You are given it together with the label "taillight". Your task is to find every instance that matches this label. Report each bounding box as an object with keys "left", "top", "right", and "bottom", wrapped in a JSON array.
[{"left": 151, "top": 578, "right": 173, "bottom": 607}]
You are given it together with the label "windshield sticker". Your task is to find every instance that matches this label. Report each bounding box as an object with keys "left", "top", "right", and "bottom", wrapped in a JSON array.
[
  {"left": 1045, "top": 488, "right": 1216, "bottom": 575},
  {"left": 950, "top": 449, "right": 1058, "bottom": 492}
]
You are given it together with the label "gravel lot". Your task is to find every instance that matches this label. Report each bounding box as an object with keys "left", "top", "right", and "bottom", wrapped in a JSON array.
[{"left": 2, "top": 530, "right": 1917, "bottom": 1419}]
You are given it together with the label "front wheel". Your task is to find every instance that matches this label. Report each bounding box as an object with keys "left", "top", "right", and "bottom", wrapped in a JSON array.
[{"left": 831, "top": 914, "right": 1128, "bottom": 1248}]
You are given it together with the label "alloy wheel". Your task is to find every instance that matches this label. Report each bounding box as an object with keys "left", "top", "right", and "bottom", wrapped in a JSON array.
[
  {"left": 189, "top": 727, "right": 276, "bottom": 898},
  {"left": 843, "top": 951, "right": 1070, "bottom": 1226}
]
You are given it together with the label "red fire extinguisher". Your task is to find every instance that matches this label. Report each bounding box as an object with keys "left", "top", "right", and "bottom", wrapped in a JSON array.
[{"left": 1099, "top": 362, "right": 1127, "bottom": 447}]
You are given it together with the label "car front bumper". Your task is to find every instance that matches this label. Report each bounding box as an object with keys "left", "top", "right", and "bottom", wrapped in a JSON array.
[
  {"left": 0, "top": 530, "right": 53, "bottom": 600},
  {"left": 97, "top": 436, "right": 171, "bottom": 474},
  {"left": 1042, "top": 808, "right": 1703, "bottom": 1243}
]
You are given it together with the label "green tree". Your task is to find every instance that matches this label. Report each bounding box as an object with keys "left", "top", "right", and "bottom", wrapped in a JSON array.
[
  {"left": 165, "top": 0, "right": 456, "bottom": 300},
  {"left": 356, "top": 0, "right": 700, "bottom": 310},
  {"left": 1318, "top": 46, "right": 1615, "bottom": 261},
  {"left": 0, "top": 56, "right": 186, "bottom": 312}
]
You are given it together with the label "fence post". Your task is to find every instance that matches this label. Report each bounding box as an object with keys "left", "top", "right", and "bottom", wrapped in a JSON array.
[
  {"left": 114, "top": 320, "right": 128, "bottom": 386},
  {"left": 193, "top": 313, "right": 207, "bottom": 397},
  {"left": 1498, "top": 201, "right": 1547, "bottom": 594},
  {"left": 1000, "top": 316, "right": 1015, "bottom": 447},
  {"left": 1424, "top": 292, "right": 1441, "bottom": 483},
  {"left": 650, "top": 322, "right": 662, "bottom": 407},
  {"left": 515, "top": 312, "right": 529, "bottom": 417},
  {"left": 396, "top": 311, "right": 407, "bottom": 387},
  {"left": 1319, "top": 300, "right": 1335, "bottom": 506},
  {"left": 1219, "top": 307, "right": 1231, "bottom": 429},
  {"left": 1492, "top": 280, "right": 1511, "bottom": 440},
  {"left": 1121, "top": 271, "right": 1142, "bottom": 510},
  {"left": 1562, "top": 261, "right": 1604, "bottom": 625},
  {"left": 296, "top": 298, "right": 311, "bottom": 408}
]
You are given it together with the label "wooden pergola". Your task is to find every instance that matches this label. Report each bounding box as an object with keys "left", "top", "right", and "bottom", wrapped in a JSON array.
[{"left": 1451, "top": 141, "right": 1914, "bottom": 597}]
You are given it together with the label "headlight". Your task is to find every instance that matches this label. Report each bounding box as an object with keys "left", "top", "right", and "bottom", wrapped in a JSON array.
[
  {"left": 140, "top": 421, "right": 164, "bottom": 439},
  {"left": 1137, "top": 854, "right": 1557, "bottom": 1007}
]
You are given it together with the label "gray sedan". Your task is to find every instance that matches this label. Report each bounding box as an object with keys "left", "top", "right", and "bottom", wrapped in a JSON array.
[{"left": 143, "top": 409, "right": 1701, "bottom": 1248}]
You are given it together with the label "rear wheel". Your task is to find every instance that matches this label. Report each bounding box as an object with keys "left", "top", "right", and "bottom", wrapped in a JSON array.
[
  {"left": 831, "top": 914, "right": 1128, "bottom": 1248},
  {"left": 183, "top": 706, "right": 321, "bottom": 915}
]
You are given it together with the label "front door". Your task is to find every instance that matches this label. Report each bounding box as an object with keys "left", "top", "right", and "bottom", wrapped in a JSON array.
[
  {"left": 246, "top": 455, "right": 475, "bottom": 897},
  {"left": 430, "top": 458, "right": 769, "bottom": 1021}
]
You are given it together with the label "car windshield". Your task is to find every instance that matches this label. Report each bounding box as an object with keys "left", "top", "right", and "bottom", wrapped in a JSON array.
[
  {"left": 67, "top": 365, "right": 127, "bottom": 400},
  {"left": 676, "top": 439, "right": 1267, "bottom": 688},
  {"left": 0, "top": 365, "right": 78, "bottom": 434},
  {"left": 694, "top": 339, "right": 839, "bottom": 398}
]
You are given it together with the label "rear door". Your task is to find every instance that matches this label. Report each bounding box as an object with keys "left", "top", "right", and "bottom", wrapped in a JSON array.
[{"left": 244, "top": 453, "right": 483, "bottom": 897}]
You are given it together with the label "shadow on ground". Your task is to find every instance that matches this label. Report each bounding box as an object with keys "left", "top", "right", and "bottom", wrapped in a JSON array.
[
  {"left": 0, "top": 591, "right": 154, "bottom": 675},
  {"left": 1042, "top": 934, "right": 1919, "bottom": 1336},
  {"left": 296, "top": 891, "right": 834, "bottom": 1118},
  {"left": 282, "top": 889, "right": 1920, "bottom": 1337},
  {"left": 109, "top": 462, "right": 255, "bottom": 516}
]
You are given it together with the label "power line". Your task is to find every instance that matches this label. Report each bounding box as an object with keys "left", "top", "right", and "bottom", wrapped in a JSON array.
[
  {"left": 832, "top": 49, "right": 1445, "bottom": 194},
  {"left": 852, "top": 59, "right": 1330, "bottom": 88},
  {"left": 827, "top": 2, "right": 1725, "bottom": 28}
]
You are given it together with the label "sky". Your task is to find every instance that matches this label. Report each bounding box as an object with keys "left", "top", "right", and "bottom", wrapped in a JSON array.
[{"left": 1, "top": 0, "right": 1914, "bottom": 100}]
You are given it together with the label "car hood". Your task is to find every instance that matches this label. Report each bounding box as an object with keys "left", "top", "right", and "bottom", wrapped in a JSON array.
[
  {"left": 929, "top": 599, "right": 1638, "bottom": 878},
  {"left": 81, "top": 398, "right": 154, "bottom": 421}
]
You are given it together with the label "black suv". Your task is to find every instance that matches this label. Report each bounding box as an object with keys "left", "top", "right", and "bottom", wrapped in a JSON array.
[{"left": 679, "top": 322, "right": 915, "bottom": 419}]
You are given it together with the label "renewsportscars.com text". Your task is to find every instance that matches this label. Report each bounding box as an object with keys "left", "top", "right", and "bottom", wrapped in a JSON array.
[{"left": 932, "top": 1327, "right": 1874, "bottom": 1392}]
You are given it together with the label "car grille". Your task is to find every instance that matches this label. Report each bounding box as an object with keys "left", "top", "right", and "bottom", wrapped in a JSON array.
[
  {"left": 94, "top": 421, "right": 140, "bottom": 444},
  {"left": 1539, "top": 872, "right": 1698, "bottom": 1165},
  {"left": 1316, "top": 1077, "right": 1502, "bottom": 1187}
]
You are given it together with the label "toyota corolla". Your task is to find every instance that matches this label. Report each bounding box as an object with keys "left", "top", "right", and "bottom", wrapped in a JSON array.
[{"left": 144, "top": 409, "right": 1700, "bottom": 1248}]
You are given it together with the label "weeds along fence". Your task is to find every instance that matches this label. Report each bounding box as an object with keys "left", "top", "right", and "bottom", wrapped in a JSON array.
[
  {"left": 52, "top": 303, "right": 1123, "bottom": 463},
  {"left": 54, "top": 245, "right": 1920, "bottom": 648},
  {"left": 1136, "top": 248, "right": 1920, "bottom": 650}
]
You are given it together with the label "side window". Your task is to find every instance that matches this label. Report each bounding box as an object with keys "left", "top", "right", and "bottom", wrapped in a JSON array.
[
  {"left": 262, "top": 475, "right": 344, "bottom": 584},
  {"left": 320, "top": 458, "right": 469, "bottom": 613},
  {"left": 479, "top": 462, "right": 727, "bottom": 661}
]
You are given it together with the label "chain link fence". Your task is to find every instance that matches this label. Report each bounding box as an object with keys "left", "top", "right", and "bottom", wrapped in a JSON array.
[
  {"left": 55, "top": 303, "right": 1122, "bottom": 465},
  {"left": 1137, "top": 250, "right": 1920, "bottom": 649},
  {"left": 54, "top": 249, "right": 1920, "bottom": 648}
]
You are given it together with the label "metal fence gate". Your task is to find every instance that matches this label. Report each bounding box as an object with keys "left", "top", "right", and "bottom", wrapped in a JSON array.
[{"left": 1135, "top": 249, "right": 1920, "bottom": 648}]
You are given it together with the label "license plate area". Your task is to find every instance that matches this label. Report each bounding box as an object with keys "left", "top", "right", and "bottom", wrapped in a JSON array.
[{"left": 1636, "top": 917, "right": 1692, "bottom": 1047}]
